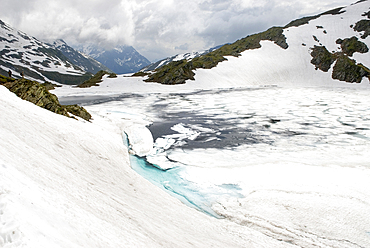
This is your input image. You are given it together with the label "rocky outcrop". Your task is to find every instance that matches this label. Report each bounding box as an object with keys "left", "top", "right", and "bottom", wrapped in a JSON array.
[
  {"left": 310, "top": 34, "right": 369, "bottom": 84},
  {"left": 354, "top": 19, "right": 370, "bottom": 39},
  {"left": 336, "top": 37, "right": 369, "bottom": 56},
  {"left": 0, "top": 75, "right": 91, "bottom": 121},
  {"left": 332, "top": 54, "right": 370, "bottom": 83},
  {"left": 310, "top": 46, "right": 336, "bottom": 72}
]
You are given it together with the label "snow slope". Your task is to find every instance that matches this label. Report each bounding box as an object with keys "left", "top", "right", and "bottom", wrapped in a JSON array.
[
  {"left": 0, "top": 21, "right": 89, "bottom": 84},
  {"left": 0, "top": 85, "right": 292, "bottom": 247},
  {"left": 51, "top": 39, "right": 112, "bottom": 74},
  {"left": 193, "top": 0, "right": 370, "bottom": 87}
]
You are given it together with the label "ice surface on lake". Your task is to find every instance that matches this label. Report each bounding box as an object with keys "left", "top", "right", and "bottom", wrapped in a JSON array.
[{"left": 83, "top": 86, "right": 370, "bottom": 247}]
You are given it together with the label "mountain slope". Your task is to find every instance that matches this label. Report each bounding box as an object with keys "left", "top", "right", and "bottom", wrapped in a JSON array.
[
  {"left": 0, "top": 20, "right": 92, "bottom": 85},
  {"left": 139, "top": 45, "right": 224, "bottom": 72},
  {"left": 142, "top": 0, "right": 370, "bottom": 86},
  {"left": 78, "top": 44, "right": 151, "bottom": 74},
  {"left": 51, "top": 39, "right": 112, "bottom": 74}
]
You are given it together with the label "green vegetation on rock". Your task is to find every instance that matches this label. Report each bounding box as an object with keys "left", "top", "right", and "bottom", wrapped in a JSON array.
[
  {"left": 41, "top": 81, "right": 61, "bottom": 91},
  {"left": 145, "top": 60, "right": 195, "bottom": 85},
  {"left": 284, "top": 7, "right": 345, "bottom": 28},
  {"left": 332, "top": 54, "right": 370, "bottom": 83},
  {"left": 132, "top": 71, "right": 151, "bottom": 77},
  {"left": 0, "top": 75, "right": 91, "bottom": 121},
  {"left": 64, "top": 104, "right": 92, "bottom": 121},
  {"left": 336, "top": 36, "right": 369, "bottom": 56},
  {"left": 77, "top": 70, "right": 117, "bottom": 88},
  {"left": 354, "top": 19, "right": 370, "bottom": 39},
  {"left": 145, "top": 27, "right": 288, "bottom": 85},
  {"left": 310, "top": 34, "right": 370, "bottom": 84},
  {"left": 310, "top": 46, "right": 336, "bottom": 72}
]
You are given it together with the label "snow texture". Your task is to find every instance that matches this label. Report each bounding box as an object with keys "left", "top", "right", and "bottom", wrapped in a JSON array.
[{"left": 1, "top": 85, "right": 293, "bottom": 247}]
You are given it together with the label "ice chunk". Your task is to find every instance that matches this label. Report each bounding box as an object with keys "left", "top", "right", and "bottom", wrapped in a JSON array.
[{"left": 124, "top": 125, "right": 154, "bottom": 156}]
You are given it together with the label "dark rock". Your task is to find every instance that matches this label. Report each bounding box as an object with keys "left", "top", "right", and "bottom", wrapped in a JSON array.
[
  {"left": 0, "top": 75, "right": 92, "bottom": 120},
  {"left": 336, "top": 36, "right": 368, "bottom": 56},
  {"left": 353, "top": 19, "right": 370, "bottom": 39},
  {"left": 332, "top": 54, "right": 370, "bottom": 83},
  {"left": 310, "top": 46, "right": 336, "bottom": 72}
]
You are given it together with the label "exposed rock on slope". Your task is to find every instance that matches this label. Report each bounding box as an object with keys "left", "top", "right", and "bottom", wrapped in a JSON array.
[
  {"left": 332, "top": 54, "right": 370, "bottom": 83},
  {"left": 77, "top": 70, "right": 117, "bottom": 88},
  {"left": 310, "top": 46, "right": 336, "bottom": 72},
  {"left": 51, "top": 39, "right": 112, "bottom": 74},
  {"left": 0, "top": 75, "right": 91, "bottom": 121},
  {"left": 336, "top": 36, "right": 369, "bottom": 56},
  {"left": 0, "top": 20, "right": 92, "bottom": 85}
]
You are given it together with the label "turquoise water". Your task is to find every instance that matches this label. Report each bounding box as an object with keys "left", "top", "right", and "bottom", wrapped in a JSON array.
[{"left": 123, "top": 133, "right": 243, "bottom": 218}]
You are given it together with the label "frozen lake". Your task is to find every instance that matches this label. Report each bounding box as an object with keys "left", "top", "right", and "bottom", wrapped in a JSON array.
[{"left": 60, "top": 86, "right": 370, "bottom": 247}]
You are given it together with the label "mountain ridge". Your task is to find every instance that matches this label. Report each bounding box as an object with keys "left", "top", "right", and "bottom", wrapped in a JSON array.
[
  {"left": 76, "top": 44, "right": 151, "bottom": 74},
  {"left": 0, "top": 20, "right": 93, "bottom": 85},
  {"left": 140, "top": 0, "right": 370, "bottom": 86},
  {"left": 50, "top": 39, "right": 112, "bottom": 74}
]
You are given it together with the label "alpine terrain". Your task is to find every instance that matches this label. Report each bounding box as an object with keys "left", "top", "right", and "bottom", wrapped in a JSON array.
[
  {"left": 77, "top": 44, "right": 151, "bottom": 74},
  {"left": 50, "top": 39, "right": 112, "bottom": 74},
  {"left": 1, "top": 1, "right": 370, "bottom": 248},
  {"left": 140, "top": 45, "right": 224, "bottom": 72},
  {"left": 0, "top": 20, "right": 93, "bottom": 85},
  {"left": 134, "top": 0, "right": 370, "bottom": 87}
]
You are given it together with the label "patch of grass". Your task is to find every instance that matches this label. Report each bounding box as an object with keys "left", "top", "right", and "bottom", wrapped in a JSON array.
[
  {"left": 77, "top": 70, "right": 116, "bottom": 88},
  {"left": 0, "top": 77, "right": 92, "bottom": 120},
  {"left": 64, "top": 104, "right": 92, "bottom": 121},
  {"left": 145, "top": 60, "right": 195, "bottom": 85},
  {"left": 285, "top": 7, "right": 345, "bottom": 28},
  {"left": 132, "top": 71, "right": 151, "bottom": 77},
  {"left": 41, "top": 81, "right": 61, "bottom": 91},
  {"left": 145, "top": 27, "right": 288, "bottom": 85}
]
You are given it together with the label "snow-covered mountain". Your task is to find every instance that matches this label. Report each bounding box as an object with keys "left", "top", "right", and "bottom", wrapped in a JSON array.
[
  {"left": 140, "top": 45, "right": 224, "bottom": 72},
  {"left": 77, "top": 44, "right": 151, "bottom": 74},
  {"left": 143, "top": 0, "right": 370, "bottom": 87},
  {"left": 0, "top": 20, "right": 92, "bottom": 85},
  {"left": 50, "top": 39, "right": 112, "bottom": 74}
]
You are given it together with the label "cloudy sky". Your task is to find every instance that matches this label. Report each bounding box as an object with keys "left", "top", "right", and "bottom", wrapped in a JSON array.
[{"left": 2, "top": 0, "right": 357, "bottom": 62}]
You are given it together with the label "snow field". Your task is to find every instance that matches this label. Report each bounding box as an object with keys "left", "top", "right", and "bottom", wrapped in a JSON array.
[
  {"left": 79, "top": 85, "right": 370, "bottom": 247},
  {"left": 2, "top": 85, "right": 298, "bottom": 247}
]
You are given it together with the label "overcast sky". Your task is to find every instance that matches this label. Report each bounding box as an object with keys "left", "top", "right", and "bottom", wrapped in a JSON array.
[{"left": 1, "top": 0, "right": 358, "bottom": 62}]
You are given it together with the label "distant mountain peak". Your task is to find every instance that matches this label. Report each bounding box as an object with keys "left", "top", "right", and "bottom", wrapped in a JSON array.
[
  {"left": 49, "top": 40, "right": 112, "bottom": 74},
  {"left": 75, "top": 44, "right": 151, "bottom": 74}
]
